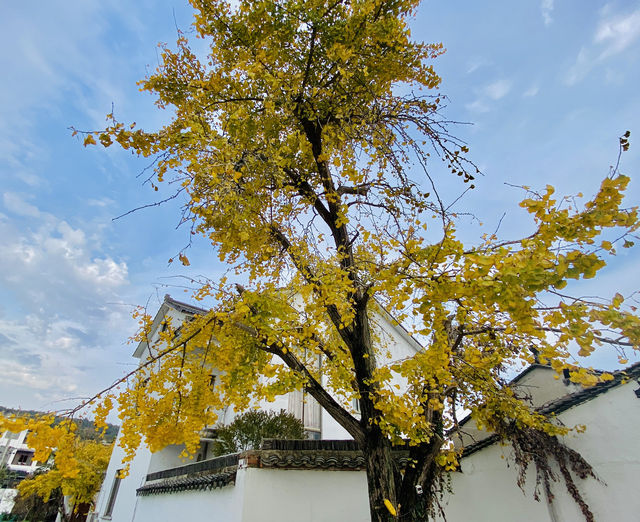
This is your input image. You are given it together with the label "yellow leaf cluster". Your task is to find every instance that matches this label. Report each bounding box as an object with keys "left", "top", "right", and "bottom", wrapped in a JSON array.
[{"left": 0, "top": 414, "right": 112, "bottom": 509}]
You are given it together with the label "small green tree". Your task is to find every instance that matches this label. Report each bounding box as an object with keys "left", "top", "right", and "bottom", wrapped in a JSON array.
[{"left": 213, "top": 410, "right": 305, "bottom": 456}]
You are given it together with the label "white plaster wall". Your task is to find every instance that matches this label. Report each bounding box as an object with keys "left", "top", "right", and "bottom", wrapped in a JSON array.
[
  {"left": 147, "top": 445, "right": 189, "bottom": 474},
  {"left": 0, "top": 488, "right": 17, "bottom": 514},
  {"left": 0, "top": 429, "right": 39, "bottom": 473},
  {"left": 256, "top": 394, "right": 290, "bottom": 419},
  {"left": 132, "top": 472, "right": 245, "bottom": 522},
  {"left": 512, "top": 367, "right": 582, "bottom": 408},
  {"left": 129, "top": 467, "right": 369, "bottom": 522},
  {"left": 240, "top": 467, "right": 370, "bottom": 522},
  {"left": 320, "top": 408, "right": 353, "bottom": 439},
  {"left": 456, "top": 366, "right": 588, "bottom": 450},
  {"left": 94, "top": 434, "right": 152, "bottom": 522},
  {"left": 439, "top": 442, "right": 552, "bottom": 521},
  {"left": 439, "top": 380, "right": 640, "bottom": 522},
  {"left": 541, "top": 383, "right": 640, "bottom": 522}
]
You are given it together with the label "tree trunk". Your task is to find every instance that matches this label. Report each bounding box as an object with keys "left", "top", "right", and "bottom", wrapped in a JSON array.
[
  {"left": 363, "top": 428, "right": 398, "bottom": 522},
  {"left": 396, "top": 413, "right": 444, "bottom": 521},
  {"left": 57, "top": 497, "right": 71, "bottom": 522}
]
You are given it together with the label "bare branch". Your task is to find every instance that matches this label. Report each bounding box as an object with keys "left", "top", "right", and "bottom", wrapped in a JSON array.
[{"left": 112, "top": 189, "right": 185, "bottom": 221}]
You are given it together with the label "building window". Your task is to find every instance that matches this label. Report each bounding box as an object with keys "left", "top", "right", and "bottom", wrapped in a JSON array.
[
  {"left": 12, "top": 451, "right": 33, "bottom": 466},
  {"left": 104, "top": 470, "right": 123, "bottom": 518},
  {"left": 305, "top": 429, "right": 321, "bottom": 440}
]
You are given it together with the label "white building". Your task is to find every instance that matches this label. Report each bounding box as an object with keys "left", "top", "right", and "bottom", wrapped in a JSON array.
[
  {"left": 91, "top": 295, "right": 418, "bottom": 521},
  {"left": 0, "top": 428, "right": 41, "bottom": 514},
  {"left": 91, "top": 295, "right": 640, "bottom": 521}
]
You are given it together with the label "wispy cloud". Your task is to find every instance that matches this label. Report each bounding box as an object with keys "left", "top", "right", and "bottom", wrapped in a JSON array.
[
  {"left": 465, "top": 99, "right": 490, "bottom": 114},
  {"left": 3, "top": 192, "right": 40, "bottom": 217},
  {"left": 541, "top": 0, "right": 554, "bottom": 26},
  {"left": 523, "top": 85, "right": 540, "bottom": 98},
  {"left": 0, "top": 201, "right": 132, "bottom": 409},
  {"left": 0, "top": 2, "right": 202, "bottom": 412},
  {"left": 594, "top": 8, "right": 640, "bottom": 59},
  {"left": 484, "top": 79, "right": 512, "bottom": 100},
  {"left": 466, "top": 58, "right": 490, "bottom": 74},
  {"left": 466, "top": 78, "right": 512, "bottom": 114},
  {"left": 565, "top": 8, "right": 640, "bottom": 85},
  {"left": 87, "top": 198, "right": 116, "bottom": 208}
]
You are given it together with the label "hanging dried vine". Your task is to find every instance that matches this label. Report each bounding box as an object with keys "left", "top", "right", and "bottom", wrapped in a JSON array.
[{"left": 506, "top": 423, "right": 597, "bottom": 522}]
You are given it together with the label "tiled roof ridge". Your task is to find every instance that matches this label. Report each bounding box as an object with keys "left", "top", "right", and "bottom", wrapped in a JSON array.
[
  {"left": 145, "top": 452, "right": 239, "bottom": 482},
  {"left": 136, "top": 443, "right": 414, "bottom": 497},
  {"left": 164, "top": 294, "right": 209, "bottom": 315},
  {"left": 455, "top": 361, "right": 634, "bottom": 431},
  {"left": 537, "top": 360, "right": 640, "bottom": 417},
  {"left": 253, "top": 450, "right": 367, "bottom": 470},
  {"left": 243, "top": 445, "right": 411, "bottom": 471},
  {"left": 137, "top": 470, "right": 236, "bottom": 496},
  {"left": 461, "top": 361, "right": 640, "bottom": 458}
]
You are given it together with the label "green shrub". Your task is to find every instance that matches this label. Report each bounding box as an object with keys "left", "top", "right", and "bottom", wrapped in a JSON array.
[{"left": 213, "top": 410, "right": 305, "bottom": 455}]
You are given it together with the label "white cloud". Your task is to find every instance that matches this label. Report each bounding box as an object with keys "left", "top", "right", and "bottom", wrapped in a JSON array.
[
  {"left": 484, "top": 79, "right": 512, "bottom": 100},
  {"left": 0, "top": 312, "right": 133, "bottom": 410},
  {"left": 565, "top": 8, "right": 640, "bottom": 85},
  {"left": 465, "top": 99, "right": 490, "bottom": 114},
  {"left": 87, "top": 197, "right": 115, "bottom": 208},
  {"left": 595, "top": 9, "right": 640, "bottom": 59},
  {"left": 465, "top": 79, "right": 512, "bottom": 114},
  {"left": 0, "top": 200, "right": 134, "bottom": 409},
  {"left": 541, "top": 0, "right": 554, "bottom": 26},
  {"left": 523, "top": 85, "right": 540, "bottom": 97},
  {"left": 565, "top": 47, "right": 591, "bottom": 86},
  {"left": 466, "top": 58, "right": 490, "bottom": 74},
  {"left": 0, "top": 215, "right": 129, "bottom": 309},
  {"left": 3, "top": 192, "right": 40, "bottom": 217}
]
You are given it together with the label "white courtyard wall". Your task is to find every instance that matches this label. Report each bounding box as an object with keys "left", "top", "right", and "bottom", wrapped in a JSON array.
[
  {"left": 438, "top": 380, "right": 640, "bottom": 522},
  {"left": 129, "top": 466, "right": 369, "bottom": 522},
  {"left": 132, "top": 475, "right": 245, "bottom": 522},
  {"left": 239, "top": 467, "right": 369, "bottom": 522}
]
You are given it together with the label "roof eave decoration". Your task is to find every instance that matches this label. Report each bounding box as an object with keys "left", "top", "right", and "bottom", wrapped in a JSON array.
[
  {"left": 461, "top": 361, "right": 640, "bottom": 459},
  {"left": 132, "top": 295, "right": 208, "bottom": 359}
]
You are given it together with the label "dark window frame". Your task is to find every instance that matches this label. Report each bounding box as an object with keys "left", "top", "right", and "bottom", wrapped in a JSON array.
[{"left": 104, "top": 470, "right": 123, "bottom": 518}]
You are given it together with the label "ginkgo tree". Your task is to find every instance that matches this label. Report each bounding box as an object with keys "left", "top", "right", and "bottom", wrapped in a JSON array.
[
  {"left": 0, "top": 414, "right": 112, "bottom": 521},
  {"left": 76, "top": 1, "right": 639, "bottom": 520}
]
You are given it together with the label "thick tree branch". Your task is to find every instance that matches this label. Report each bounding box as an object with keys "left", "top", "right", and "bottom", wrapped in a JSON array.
[
  {"left": 231, "top": 320, "right": 364, "bottom": 444},
  {"left": 282, "top": 167, "right": 333, "bottom": 225},
  {"left": 298, "top": 24, "right": 317, "bottom": 98},
  {"left": 337, "top": 183, "right": 372, "bottom": 197}
]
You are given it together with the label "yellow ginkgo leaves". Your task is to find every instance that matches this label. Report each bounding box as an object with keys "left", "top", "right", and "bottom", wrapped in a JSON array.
[{"left": 383, "top": 498, "right": 397, "bottom": 516}]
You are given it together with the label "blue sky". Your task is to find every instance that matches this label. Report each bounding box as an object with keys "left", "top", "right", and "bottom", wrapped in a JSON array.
[{"left": 1, "top": 1, "right": 639, "bottom": 413}]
